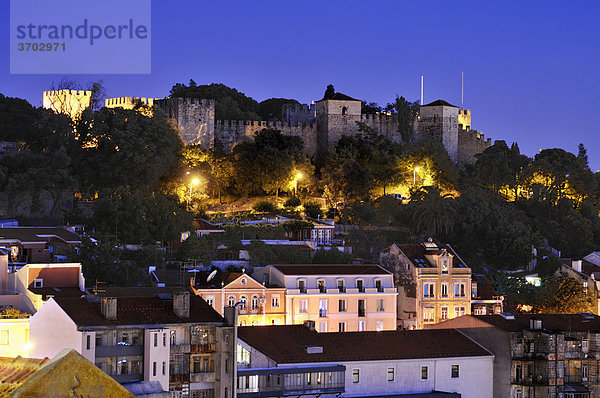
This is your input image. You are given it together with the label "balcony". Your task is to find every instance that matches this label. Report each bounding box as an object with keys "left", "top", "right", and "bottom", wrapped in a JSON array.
[
  {"left": 512, "top": 375, "right": 550, "bottom": 386},
  {"left": 95, "top": 344, "right": 144, "bottom": 357},
  {"left": 170, "top": 344, "right": 191, "bottom": 354},
  {"left": 190, "top": 343, "right": 216, "bottom": 353},
  {"left": 170, "top": 373, "right": 190, "bottom": 383}
]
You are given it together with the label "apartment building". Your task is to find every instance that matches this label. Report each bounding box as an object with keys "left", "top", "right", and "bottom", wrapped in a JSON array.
[
  {"left": 429, "top": 313, "right": 600, "bottom": 398},
  {"left": 0, "top": 226, "right": 81, "bottom": 263},
  {"left": 192, "top": 271, "right": 287, "bottom": 326},
  {"left": 236, "top": 323, "right": 493, "bottom": 398},
  {"left": 252, "top": 264, "right": 397, "bottom": 332},
  {"left": 29, "top": 290, "right": 235, "bottom": 397},
  {"left": 382, "top": 242, "right": 472, "bottom": 329},
  {"left": 560, "top": 259, "right": 600, "bottom": 314}
]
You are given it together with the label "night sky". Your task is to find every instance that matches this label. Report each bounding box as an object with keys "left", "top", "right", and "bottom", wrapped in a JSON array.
[{"left": 1, "top": 1, "right": 599, "bottom": 168}]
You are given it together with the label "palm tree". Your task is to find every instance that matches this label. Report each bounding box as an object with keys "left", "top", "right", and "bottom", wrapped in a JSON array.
[{"left": 410, "top": 186, "right": 456, "bottom": 238}]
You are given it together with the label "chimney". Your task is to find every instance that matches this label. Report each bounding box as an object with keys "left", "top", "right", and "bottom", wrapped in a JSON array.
[
  {"left": 100, "top": 297, "right": 117, "bottom": 320},
  {"left": 173, "top": 291, "right": 190, "bottom": 318},
  {"left": 572, "top": 260, "right": 583, "bottom": 273},
  {"left": 303, "top": 320, "right": 315, "bottom": 331}
]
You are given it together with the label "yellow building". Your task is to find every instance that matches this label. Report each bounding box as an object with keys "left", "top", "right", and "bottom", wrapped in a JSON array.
[
  {"left": 383, "top": 242, "right": 472, "bottom": 329},
  {"left": 192, "top": 271, "right": 287, "bottom": 326},
  {"left": 0, "top": 318, "right": 30, "bottom": 358},
  {"left": 252, "top": 264, "right": 397, "bottom": 332}
]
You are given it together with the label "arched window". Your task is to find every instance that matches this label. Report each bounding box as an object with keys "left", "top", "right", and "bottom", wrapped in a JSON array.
[
  {"left": 342, "top": 107, "right": 348, "bottom": 115},
  {"left": 227, "top": 295, "right": 236, "bottom": 307},
  {"left": 240, "top": 295, "right": 247, "bottom": 309},
  {"left": 251, "top": 295, "right": 259, "bottom": 310}
]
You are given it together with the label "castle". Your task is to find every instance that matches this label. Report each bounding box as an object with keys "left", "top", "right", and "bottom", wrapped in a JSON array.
[{"left": 45, "top": 89, "right": 492, "bottom": 166}]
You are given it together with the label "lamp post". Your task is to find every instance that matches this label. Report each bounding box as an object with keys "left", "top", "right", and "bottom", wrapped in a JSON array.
[
  {"left": 188, "top": 178, "right": 199, "bottom": 208},
  {"left": 294, "top": 172, "right": 302, "bottom": 196},
  {"left": 413, "top": 167, "right": 420, "bottom": 186}
]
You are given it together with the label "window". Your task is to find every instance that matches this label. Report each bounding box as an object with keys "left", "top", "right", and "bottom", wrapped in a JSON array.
[
  {"left": 205, "top": 296, "right": 215, "bottom": 308},
  {"left": 421, "top": 366, "right": 428, "bottom": 379},
  {"left": 319, "top": 299, "right": 327, "bottom": 317},
  {"left": 342, "top": 107, "right": 348, "bottom": 116},
  {"left": 441, "top": 283, "right": 448, "bottom": 297},
  {"left": 298, "top": 280, "right": 306, "bottom": 293},
  {"left": 455, "top": 282, "right": 466, "bottom": 297},
  {"left": 451, "top": 364, "right": 459, "bottom": 378},
  {"left": 154, "top": 333, "right": 158, "bottom": 347},
  {"left": 237, "top": 345, "right": 251, "bottom": 365},
  {"left": 299, "top": 300, "right": 308, "bottom": 313},
  {"left": 338, "top": 299, "right": 347, "bottom": 312},
  {"left": 515, "top": 389, "right": 522, "bottom": 398},
  {"left": 86, "top": 335, "right": 91, "bottom": 350},
  {"left": 338, "top": 322, "right": 346, "bottom": 332},
  {"left": 515, "top": 364, "right": 522, "bottom": 382},
  {"left": 454, "top": 306, "right": 466, "bottom": 318},
  {"left": 583, "top": 339, "right": 589, "bottom": 353},
  {"left": 163, "top": 333, "right": 166, "bottom": 347},
  {"left": 318, "top": 280, "right": 326, "bottom": 293},
  {"left": 239, "top": 295, "right": 247, "bottom": 309},
  {"left": 352, "top": 369, "right": 360, "bottom": 383},
  {"left": 376, "top": 321, "right": 383, "bottom": 331},
  {"left": 251, "top": 295, "right": 259, "bottom": 310},
  {"left": 358, "top": 320, "right": 365, "bottom": 331},
  {"left": 375, "top": 279, "right": 383, "bottom": 292},
  {"left": 228, "top": 296, "right": 236, "bottom": 307},
  {"left": 162, "top": 361, "right": 166, "bottom": 375},
  {"left": 153, "top": 361, "right": 157, "bottom": 377},
  {"left": 225, "top": 359, "right": 229, "bottom": 373},
  {"left": 441, "top": 306, "right": 448, "bottom": 320},
  {"left": 423, "top": 307, "right": 435, "bottom": 323},
  {"left": 337, "top": 280, "right": 345, "bottom": 293},
  {"left": 271, "top": 295, "right": 280, "bottom": 308},
  {"left": 583, "top": 363, "right": 589, "bottom": 381},
  {"left": 387, "top": 367, "right": 395, "bottom": 382},
  {"left": 34, "top": 279, "right": 43, "bottom": 288},
  {"left": 170, "top": 330, "right": 176, "bottom": 345},
  {"left": 356, "top": 279, "right": 364, "bottom": 293},
  {"left": 376, "top": 299, "right": 384, "bottom": 312},
  {"left": 423, "top": 283, "right": 434, "bottom": 298},
  {"left": 319, "top": 322, "right": 327, "bottom": 333},
  {"left": 358, "top": 299, "right": 365, "bottom": 317},
  {"left": 441, "top": 258, "right": 450, "bottom": 274}
]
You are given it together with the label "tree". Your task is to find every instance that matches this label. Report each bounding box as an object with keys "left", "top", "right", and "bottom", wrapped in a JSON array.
[
  {"left": 385, "top": 96, "right": 419, "bottom": 143},
  {"left": 535, "top": 255, "right": 561, "bottom": 278},
  {"left": 409, "top": 186, "right": 456, "bottom": 238},
  {"left": 176, "top": 236, "right": 212, "bottom": 265},
  {"left": 535, "top": 275, "right": 594, "bottom": 313},
  {"left": 259, "top": 98, "right": 299, "bottom": 121},
  {"left": 303, "top": 201, "right": 323, "bottom": 219},
  {"left": 252, "top": 200, "right": 277, "bottom": 214},
  {"left": 312, "top": 249, "right": 353, "bottom": 264},
  {"left": 284, "top": 196, "right": 301, "bottom": 209},
  {"left": 323, "top": 84, "right": 335, "bottom": 100}
]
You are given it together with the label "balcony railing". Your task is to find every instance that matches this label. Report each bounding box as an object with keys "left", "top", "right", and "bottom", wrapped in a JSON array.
[{"left": 190, "top": 343, "right": 216, "bottom": 353}]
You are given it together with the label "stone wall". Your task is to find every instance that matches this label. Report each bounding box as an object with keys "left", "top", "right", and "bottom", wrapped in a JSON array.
[
  {"left": 417, "top": 105, "right": 459, "bottom": 163},
  {"left": 457, "top": 129, "right": 492, "bottom": 167},
  {"left": 43, "top": 90, "right": 91, "bottom": 120},
  {"left": 154, "top": 98, "right": 215, "bottom": 149}
]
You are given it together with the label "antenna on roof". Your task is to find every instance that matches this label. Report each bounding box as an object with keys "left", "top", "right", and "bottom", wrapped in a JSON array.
[
  {"left": 461, "top": 71, "right": 464, "bottom": 108},
  {"left": 420, "top": 75, "right": 424, "bottom": 105}
]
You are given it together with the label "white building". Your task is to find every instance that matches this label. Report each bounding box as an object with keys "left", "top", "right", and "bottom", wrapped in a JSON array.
[{"left": 237, "top": 323, "right": 494, "bottom": 398}]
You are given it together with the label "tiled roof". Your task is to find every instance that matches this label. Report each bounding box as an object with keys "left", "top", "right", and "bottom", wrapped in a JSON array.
[
  {"left": 0, "top": 356, "right": 49, "bottom": 397},
  {"left": 271, "top": 264, "right": 390, "bottom": 275},
  {"left": 194, "top": 271, "right": 244, "bottom": 288},
  {"left": 394, "top": 243, "right": 468, "bottom": 268},
  {"left": 53, "top": 292, "right": 225, "bottom": 328},
  {"left": 0, "top": 227, "right": 81, "bottom": 243},
  {"left": 238, "top": 325, "right": 491, "bottom": 364},
  {"left": 422, "top": 100, "right": 459, "bottom": 108},
  {"left": 194, "top": 219, "right": 224, "bottom": 231},
  {"left": 430, "top": 314, "right": 600, "bottom": 333},
  {"left": 318, "top": 92, "right": 359, "bottom": 102}
]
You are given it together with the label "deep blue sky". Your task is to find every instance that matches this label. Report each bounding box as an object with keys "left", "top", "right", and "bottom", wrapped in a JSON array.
[{"left": 2, "top": 1, "right": 599, "bottom": 168}]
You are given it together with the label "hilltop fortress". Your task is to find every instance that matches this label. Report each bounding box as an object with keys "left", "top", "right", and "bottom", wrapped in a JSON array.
[{"left": 45, "top": 89, "right": 492, "bottom": 166}]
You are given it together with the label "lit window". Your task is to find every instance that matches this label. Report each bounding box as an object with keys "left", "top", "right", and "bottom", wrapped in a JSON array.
[
  {"left": 441, "top": 283, "right": 448, "bottom": 297},
  {"left": 423, "top": 283, "right": 434, "bottom": 298},
  {"left": 251, "top": 295, "right": 259, "bottom": 310},
  {"left": 358, "top": 320, "right": 365, "bottom": 331},
  {"left": 454, "top": 306, "right": 466, "bottom": 318},
  {"left": 451, "top": 365, "right": 459, "bottom": 378},
  {"left": 352, "top": 369, "right": 360, "bottom": 383},
  {"left": 271, "top": 295, "right": 280, "bottom": 308},
  {"left": 387, "top": 367, "right": 395, "bottom": 382},
  {"left": 170, "top": 330, "right": 176, "bottom": 345},
  {"left": 376, "top": 321, "right": 383, "bottom": 331},
  {"left": 455, "top": 283, "right": 466, "bottom": 297},
  {"left": 441, "top": 306, "right": 448, "bottom": 320},
  {"left": 318, "top": 280, "right": 326, "bottom": 293},
  {"left": 227, "top": 296, "right": 236, "bottom": 307},
  {"left": 423, "top": 307, "right": 435, "bottom": 323},
  {"left": 376, "top": 299, "right": 384, "bottom": 312},
  {"left": 421, "top": 366, "right": 428, "bottom": 379},
  {"left": 206, "top": 296, "right": 215, "bottom": 308}
]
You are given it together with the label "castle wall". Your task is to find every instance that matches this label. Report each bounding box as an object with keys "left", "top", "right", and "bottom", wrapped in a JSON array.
[
  {"left": 458, "top": 109, "right": 471, "bottom": 131},
  {"left": 359, "top": 114, "right": 401, "bottom": 143},
  {"left": 43, "top": 90, "right": 91, "bottom": 120},
  {"left": 457, "top": 129, "right": 492, "bottom": 167},
  {"left": 282, "top": 103, "right": 316, "bottom": 123},
  {"left": 418, "top": 105, "right": 459, "bottom": 163},
  {"left": 105, "top": 97, "right": 155, "bottom": 109},
  {"left": 214, "top": 120, "right": 318, "bottom": 155},
  {"left": 154, "top": 98, "right": 215, "bottom": 149}
]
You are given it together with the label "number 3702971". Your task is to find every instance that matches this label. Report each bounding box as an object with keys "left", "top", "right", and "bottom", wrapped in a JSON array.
[{"left": 17, "top": 43, "right": 65, "bottom": 52}]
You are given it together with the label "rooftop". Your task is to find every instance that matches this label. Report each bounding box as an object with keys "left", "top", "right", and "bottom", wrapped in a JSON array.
[
  {"left": 318, "top": 92, "right": 359, "bottom": 102},
  {"left": 422, "top": 99, "right": 459, "bottom": 108},
  {"left": 393, "top": 243, "right": 468, "bottom": 269},
  {"left": 238, "top": 325, "right": 491, "bottom": 363},
  {"left": 0, "top": 227, "right": 81, "bottom": 244},
  {"left": 53, "top": 291, "right": 225, "bottom": 328},
  {"left": 271, "top": 264, "right": 390, "bottom": 275},
  {"left": 0, "top": 356, "right": 49, "bottom": 396}
]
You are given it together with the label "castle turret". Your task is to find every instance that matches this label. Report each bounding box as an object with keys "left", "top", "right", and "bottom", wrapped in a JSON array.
[
  {"left": 417, "top": 100, "right": 460, "bottom": 163},
  {"left": 315, "top": 92, "right": 362, "bottom": 155}
]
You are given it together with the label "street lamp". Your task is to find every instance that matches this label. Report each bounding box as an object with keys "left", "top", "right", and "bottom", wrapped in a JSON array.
[
  {"left": 189, "top": 178, "right": 199, "bottom": 207},
  {"left": 294, "top": 172, "right": 302, "bottom": 196},
  {"left": 413, "top": 167, "right": 420, "bottom": 185}
]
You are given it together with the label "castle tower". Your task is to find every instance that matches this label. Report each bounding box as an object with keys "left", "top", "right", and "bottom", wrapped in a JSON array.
[
  {"left": 155, "top": 97, "right": 215, "bottom": 149},
  {"left": 315, "top": 92, "right": 362, "bottom": 155},
  {"left": 417, "top": 100, "right": 460, "bottom": 163},
  {"left": 458, "top": 109, "right": 471, "bottom": 131},
  {"left": 43, "top": 89, "right": 92, "bottom": 120}
]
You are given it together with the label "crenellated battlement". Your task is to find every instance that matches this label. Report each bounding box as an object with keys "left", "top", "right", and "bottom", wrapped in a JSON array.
[
  {"left": 215, "top": 120, "right": 315, "bottom": 129},
  {"left": 156, "top": 97, "right": 215, "bottom": 107},
  {"left": 105, "top": 97, "right": 155, "bottom": 108},
  {"left": 360, "top": 113, "right": 394, "bottom": 121},
  {"left": 43, "top": 89, "right": 91, "bottom": 98}
]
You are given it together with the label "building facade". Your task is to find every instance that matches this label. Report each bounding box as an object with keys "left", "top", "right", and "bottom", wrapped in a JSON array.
[
  {"left": 382, "top": 242, "right": 472, "bottom": 329},
  {"left": 29, "top": 291, "right": 235, "bottom": 397},
  {"left": 237, "top": 324, "right": 494, "bottom": 398},
  {"left": 192, "top": 271, "right": 287, "bottom": 326},
  {"left": 429, "top": 313, "right": 600, "bottom": 398},
  {"left": 252, "top": 264, "right": 397, "bottom": 332}
]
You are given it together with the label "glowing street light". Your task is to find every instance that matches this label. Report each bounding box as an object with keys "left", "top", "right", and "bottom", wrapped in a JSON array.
[
  {"left": 413, "top": 167, "right": 420, "bottom": 185},
  {"left": 188, "top": 178, "right": 199, "bottom": 207},
  {"left": 294, "top": 172, "right": 302, "bottom": 196}
]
